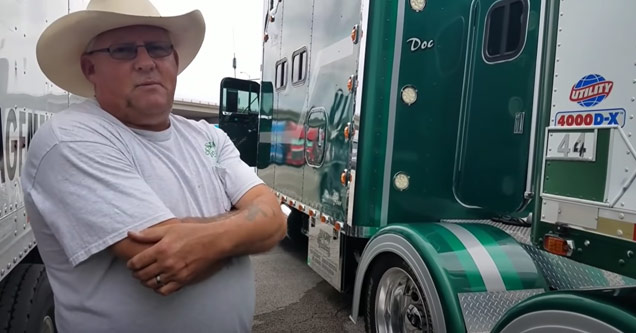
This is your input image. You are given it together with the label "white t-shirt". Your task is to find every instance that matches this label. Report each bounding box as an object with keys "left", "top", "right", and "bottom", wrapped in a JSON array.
[{"left": 21, "top": 99, "right": 262, "bottom": 332}]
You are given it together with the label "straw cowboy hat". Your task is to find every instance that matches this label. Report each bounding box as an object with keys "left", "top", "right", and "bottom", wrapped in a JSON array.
[{"left": 36, "top": 0, "right": 205, "bottom": 98}]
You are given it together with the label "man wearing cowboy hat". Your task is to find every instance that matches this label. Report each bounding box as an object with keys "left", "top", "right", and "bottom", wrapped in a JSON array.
[{"left": 21, "top": 0, "right": 286, "bottom": 332}]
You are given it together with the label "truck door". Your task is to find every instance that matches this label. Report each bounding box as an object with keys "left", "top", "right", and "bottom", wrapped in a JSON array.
[
  {"left": 268, "top": 0, "right": 313, "bottom": 201},
  {"left": 219, "top": 77, "right": 260, "bottom": 166},
  {"left": 301, "top": 0, "right": 360, "bottom": 223},
  {"left": 454, "top": 0, "right": 540, "bottom": 213}
]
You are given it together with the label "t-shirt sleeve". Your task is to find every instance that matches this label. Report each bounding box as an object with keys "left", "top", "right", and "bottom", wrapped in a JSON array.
[
  {"left": 215, "top": 129, "right": 264, "bottom": 205},
  {"left": 26, "top": 141, "right": 175, "bottom": 266}
]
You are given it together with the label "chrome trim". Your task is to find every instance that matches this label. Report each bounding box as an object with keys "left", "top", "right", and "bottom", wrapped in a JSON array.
[
  {"left": 453, "top": 0, "right": 483, "bottom": 210},
  {"left": 275, "top": 191, "right": 347, "bottom": 232},
  {"left": 525, "top": 0, "right": 549, "bottom": 199},
  {"left": 349, "top": 233, "right": 446, "bottom": 332},
  {"left": 381, "top": 0, "right": 406, "bottom": 226},
  {"left": 278, "top": 188, "right": 379, "bottom": 239},
  {"left": 348, "top": 0, "right": 371, "bottom": 227},
  {"left": 345, "top": 224, "right": 380, "bottom": 238}
]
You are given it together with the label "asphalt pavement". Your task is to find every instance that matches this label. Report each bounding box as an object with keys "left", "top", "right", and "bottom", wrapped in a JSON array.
[{"left": 251, "top": 238, "right": 365, "bottom": 333}]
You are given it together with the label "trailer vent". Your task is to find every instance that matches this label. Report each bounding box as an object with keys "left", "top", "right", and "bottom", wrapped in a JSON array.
[
  {"left": 275, "top": 58, "right": 288, "bottom": 90},
  {"left": 292, "top": 47, "right": 308, "bottom": 85}
]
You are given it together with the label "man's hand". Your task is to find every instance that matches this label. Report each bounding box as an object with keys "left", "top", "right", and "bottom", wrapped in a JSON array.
[
  {"left": 110, "top": 218, "right": 180, "bottom": 261},
  {"left": 126, "top": 223, "right": 229, "bottom": 296}
]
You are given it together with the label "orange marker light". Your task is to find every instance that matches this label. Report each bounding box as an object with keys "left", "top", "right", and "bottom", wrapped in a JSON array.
[
  {"left": 308, "top": 210, "right": 315, "bottom": 217},
  {"left": 298, "top": 205, "right": 304, "bottom": 211},
  {"left": 543, "top": 235, "right": 574, "bottom": 257},
  {"left": 341, "top": 171, "right": 348, "bottom": 185},
  {"left": 320, "top": 215, "right": 327, "bottom": 223},
  {"left": 334, "top": 223, "right": 341, "bottom": 232},
  {"left": 351, "top": 27, "right": 358, "bottom": 44},
  {"left": 344, "top": 126, "right": 350, "bottom": 140}
]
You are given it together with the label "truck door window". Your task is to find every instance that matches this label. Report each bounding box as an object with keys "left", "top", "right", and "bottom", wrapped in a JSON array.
[
  {"left": 292, "top": 47, "right": 308, "bottom": 85},
  {"left": 221, "top": 85, "right": 259, "bottom": 115},
  {"left": 483, "top": 0, "right": 528, "bottom": 63},
  {"left": 305, "top": 108, "right": 327, "bottom": 167},
  {"left": 275, "top": 58, "right": 288, "bottom": 90}
]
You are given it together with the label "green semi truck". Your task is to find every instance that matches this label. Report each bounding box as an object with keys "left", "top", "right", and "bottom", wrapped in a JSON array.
[{"left": 220, "top": 0, "right": 636, "bottom": 331}]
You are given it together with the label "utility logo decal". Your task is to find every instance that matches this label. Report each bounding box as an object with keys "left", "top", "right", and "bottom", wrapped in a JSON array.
[{"left": 570, "top": 74, "right": 613, "bottom": 107}]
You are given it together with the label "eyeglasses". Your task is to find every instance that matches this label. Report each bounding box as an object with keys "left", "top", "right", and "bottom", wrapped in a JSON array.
[{"left": 85, "top": 41, "right": 174, "bottom": 60}]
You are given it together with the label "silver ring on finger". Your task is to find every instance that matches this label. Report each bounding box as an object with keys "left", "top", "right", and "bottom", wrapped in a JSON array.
[{"left": 155, "top": 274, "right": 163, "bottom": 286}]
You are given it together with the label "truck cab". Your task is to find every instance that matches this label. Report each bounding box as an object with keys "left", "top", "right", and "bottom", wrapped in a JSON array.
[{"left": 221, "top": 0, "right": 636, "bottom": 331}]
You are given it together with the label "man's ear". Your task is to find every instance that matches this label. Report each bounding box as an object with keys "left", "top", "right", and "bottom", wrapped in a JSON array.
[{"left": 80, "top": 55, "right": 96, "bottom": 82}]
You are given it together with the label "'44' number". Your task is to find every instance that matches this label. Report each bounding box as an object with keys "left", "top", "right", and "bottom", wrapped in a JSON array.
[{"left": 557, "top": 133, "right": 587, "bottom": 158}]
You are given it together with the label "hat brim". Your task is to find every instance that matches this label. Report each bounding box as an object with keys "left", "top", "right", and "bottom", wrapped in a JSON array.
[{"left": 36, "top": 10, "right": 205, "bottom": 98}]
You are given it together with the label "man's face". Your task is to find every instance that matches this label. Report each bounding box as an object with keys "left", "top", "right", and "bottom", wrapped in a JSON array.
[{"left": 81, "top": 25, "right": 179, "bottom": 131}]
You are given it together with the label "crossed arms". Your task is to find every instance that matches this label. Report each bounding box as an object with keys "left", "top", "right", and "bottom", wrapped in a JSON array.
[{"left": 110, "top": 184, "right": 286, "bottom": 295}]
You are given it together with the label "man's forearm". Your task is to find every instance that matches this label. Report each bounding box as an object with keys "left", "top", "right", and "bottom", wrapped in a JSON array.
[
  {"left": 183, "top": 209, "right": 241, "bottom": 224},
  {"left": 193, "top": 191, "right": 286, "bottom": 259}
]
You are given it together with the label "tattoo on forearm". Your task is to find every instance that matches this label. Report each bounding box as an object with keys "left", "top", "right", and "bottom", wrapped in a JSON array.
[
  {"left": 208, "top": 210, "right": 241, "bottom": 222},
  {"left": 184, "top": 210, "right": 241, "bottom": 224},
  {"left": 246, "top": 205, "right": 270, "bottom": 221}
]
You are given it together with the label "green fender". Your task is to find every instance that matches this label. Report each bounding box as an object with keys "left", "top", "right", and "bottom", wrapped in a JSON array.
[
  {"left": 493, "top": 287, "right": 636, "bottom": 332},
  {"left": 350, "top": 222, "right": 547, "bottom": 332}
]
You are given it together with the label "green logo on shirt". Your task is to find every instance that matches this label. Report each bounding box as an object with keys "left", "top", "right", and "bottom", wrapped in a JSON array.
[{"left": 205, "top": 141, "right": 218, "bottom": 163}]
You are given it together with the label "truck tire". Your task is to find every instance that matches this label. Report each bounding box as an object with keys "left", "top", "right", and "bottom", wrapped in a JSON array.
[
  {"left": 0, "top": 263, "right": 56, "bottom": 333},
  {"left": 364, "top": 254, "right": 433, "bottom": 333}
]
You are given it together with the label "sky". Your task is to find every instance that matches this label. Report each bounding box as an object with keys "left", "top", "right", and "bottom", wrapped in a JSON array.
[{"left": 152, "top": 0, "right": 264, "bottom": 105}]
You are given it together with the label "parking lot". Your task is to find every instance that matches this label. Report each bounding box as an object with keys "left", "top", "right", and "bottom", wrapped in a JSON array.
[{"left": 251, "top": 238, "right": 365, "bottom": 333}]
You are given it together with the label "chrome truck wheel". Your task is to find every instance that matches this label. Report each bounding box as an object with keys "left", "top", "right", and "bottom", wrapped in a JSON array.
[
  {"left": 41, "top": 315, "right": 56, "bottom": 333},
  {"left": 365, "top": 255, "right": 433, "bottom": 333}
]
